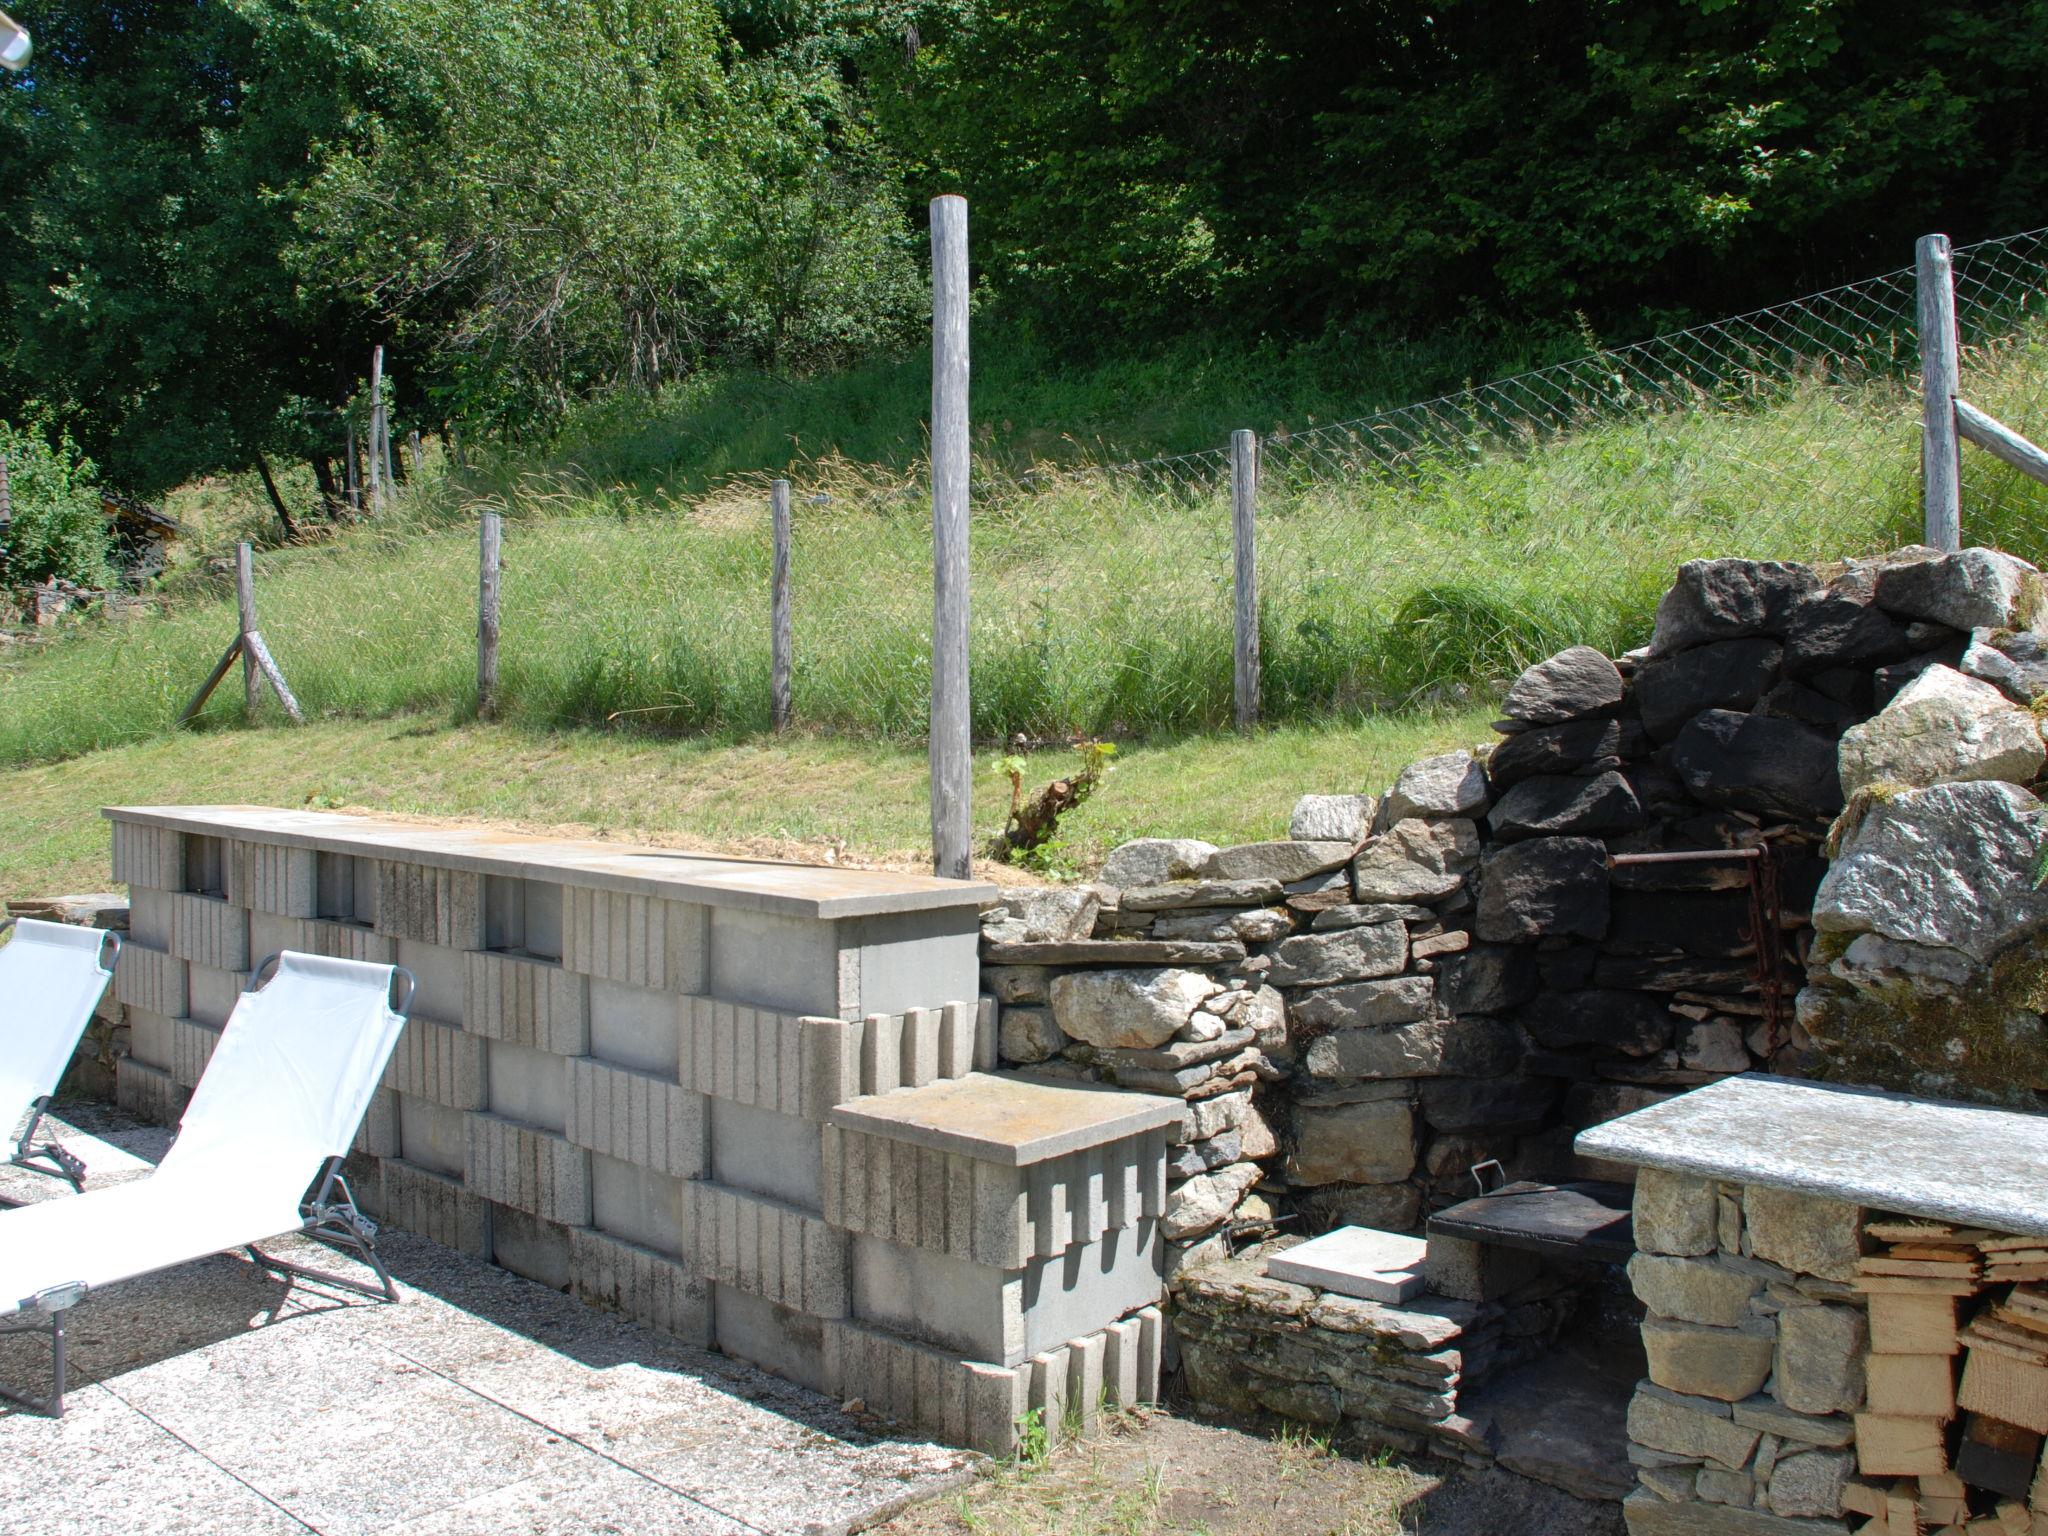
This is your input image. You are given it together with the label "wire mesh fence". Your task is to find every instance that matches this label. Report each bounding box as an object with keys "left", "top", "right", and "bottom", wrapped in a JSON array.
[{"left": 7, "top": 226, "right": 2048, "bottom": 763}]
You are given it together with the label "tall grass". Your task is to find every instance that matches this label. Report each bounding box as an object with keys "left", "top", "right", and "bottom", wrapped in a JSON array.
[{"left": 6, "top": 327, "right": 2048, "bottom": 768}]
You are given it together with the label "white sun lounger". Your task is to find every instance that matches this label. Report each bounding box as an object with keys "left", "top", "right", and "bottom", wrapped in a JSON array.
[
  {"left": 1, "top": 916, "right": 121, "bottom": 1190},
  {"left": 0, "top": 950, "right": 413, "bottom": 1415}
]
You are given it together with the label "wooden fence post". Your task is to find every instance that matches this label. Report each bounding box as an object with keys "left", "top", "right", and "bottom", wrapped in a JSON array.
[
  {"left": 929, "top": 193, "right": 973, "bottom": 880},
  {"left": 408, "top": 429, "right": 424, "bottom": 478},
  {"left": 367, "top": 346, "right": 385, "bottom": 513},
  {"left": 1231, "top": 428, "right": 1260, "bottom": 730},
  {"left": 478, "top": 511, "right": 502, "bottom": 719},
  {"left": 344, "top": 425, "right": 360, "bottom": 514},
  {"left": 770, "top": 478, "right": 793, "bottom": 732},
  {"left": 236, "top": 541, "right": 261, "bottom": 717},
  {"left": 1918, "top": 233, "right": 1962, "bottom": 552}
]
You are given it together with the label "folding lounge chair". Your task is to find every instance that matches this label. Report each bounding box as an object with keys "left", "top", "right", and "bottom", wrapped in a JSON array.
[
  {"left": 0, "top": 950, "right": 414, "bottom": 1416},
  {"left": 1, "top": 916, "right": 122, "bottom": 1191}
]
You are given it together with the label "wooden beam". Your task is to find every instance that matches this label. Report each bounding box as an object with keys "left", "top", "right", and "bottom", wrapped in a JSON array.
[
  {"left": 177, "top": 636, "right": 245, "bottom": 726},
  {"left": 243, "top": 629, "right": 304, "bottom": 723},
  {"left": 928, "top": 194, "right": 973, "bottom": 881},
  {"left": 1918, "top": 233, "right": 1962, "bottom": 552},
  {"left": 235, "top": 541, "right": 260, "bottom": 717},
  {"left": 770, "top": 478, "right": 792, "bottom": 733},
  {"left": 1231, "top": 428, "right": 1260, "bottom": 731},
  {"left": 367, "top": 345, "right": 385, "bottom": 513},
  {"left": 1957, "top": 398, "right": 2048, "bottom": 488}
]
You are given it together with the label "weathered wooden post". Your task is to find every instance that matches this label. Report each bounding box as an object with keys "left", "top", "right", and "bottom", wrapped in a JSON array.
[
  {"left": 478, "top": 511, "right": 502, "bottom": 719},
  {"left": 344, "top": 425, "right": 361, "bottom": 514},
  {"left": 1231, "top": 428, "right": 1260, "bottom": 730},
  {"left": 929, "top": 194, "right": 973, "bottom": 880},
  {"left": 770, "top": 478, "right": 793, "bottom": 732},
  {"left": 1918, "top": 233, "right": 1962, "bottom": 552},
  {"left": 408, "top": 429, "right": 424, "bottom": 478},
  {"left": 0, "top": 454, "right": 12, "bottom": 537},
  {"left": 236, "top": 542, "right": 261, "bottom": 717},
  {"left": 367, "top": 347, "right": 386, "bottom": 513}
]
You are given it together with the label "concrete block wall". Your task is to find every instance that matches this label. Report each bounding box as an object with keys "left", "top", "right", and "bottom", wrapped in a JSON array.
[{"left": 102, "top": 806, "right": 1174, "bottom": 1455}]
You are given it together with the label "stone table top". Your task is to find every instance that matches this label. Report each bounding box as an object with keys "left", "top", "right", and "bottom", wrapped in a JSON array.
[
  {"left": 1575, "top": 1073, "right": 2048, "bottom": 1239},
  {"left": 104, "top": 805, "right": 996, "bottom": 920},
  {"left": 828, "top": 1071, "right": 1183, "bottom": 1166}
]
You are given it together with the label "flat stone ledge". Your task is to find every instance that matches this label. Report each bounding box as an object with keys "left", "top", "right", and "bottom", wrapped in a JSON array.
[
  {"left": 828, "top": 1071, "right": 1182, "bottom": 1167},
  {"left": 103, "top": 805, "right": 994, "bottom": 920},
  {"left": 1575, "top": 1074, "right": 2048, "bottom": 1239}
]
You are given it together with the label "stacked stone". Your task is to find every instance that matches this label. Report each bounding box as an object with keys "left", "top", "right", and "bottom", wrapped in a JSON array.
[{"left": 1621, "top": 1171, "right": 1871, "bottom": 1533}]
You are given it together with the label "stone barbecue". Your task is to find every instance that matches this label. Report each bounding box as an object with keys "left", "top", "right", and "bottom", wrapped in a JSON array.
[{"left": 101, "top": 804, "right": 1175, "bottom": 1455}]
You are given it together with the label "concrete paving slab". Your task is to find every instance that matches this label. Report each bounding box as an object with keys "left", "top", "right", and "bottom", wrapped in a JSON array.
[
  {"left": 0, "top": 1107, "right": 159, "bottom": 1206},
  {"left": 829, "top": 1072, "right": 1182, "bottom": 1165},
  {"left": 1267, "top": 1226, "right": 1429, "bottom": 1303},
  {"left": 380, "top": 1453, "right": 754, "bottom": 1536}
]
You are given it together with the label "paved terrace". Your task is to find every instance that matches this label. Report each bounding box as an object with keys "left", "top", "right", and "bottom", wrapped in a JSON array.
[{"left": 0, "top": 1108, "right": 975, "bottom": 1536}]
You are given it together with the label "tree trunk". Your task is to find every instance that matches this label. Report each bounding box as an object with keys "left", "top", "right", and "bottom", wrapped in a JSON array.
[
  {"left": 253, "top": 452, "right": 299, "bottom": 541},
  {"left": 310, "top": 455, "right": 340, "bottom": 517}
]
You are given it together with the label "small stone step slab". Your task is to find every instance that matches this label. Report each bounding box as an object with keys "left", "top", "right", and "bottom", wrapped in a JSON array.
[
  {"left": 982, "top": 938, "right": 1248, "bottom": 965},
  {"left": 1266, "top": 1225, "right": 1429, "bottom": 1303}
]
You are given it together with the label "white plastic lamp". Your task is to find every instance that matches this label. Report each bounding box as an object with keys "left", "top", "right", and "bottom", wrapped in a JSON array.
[{"left": 0, "top": 10, "right": 29, "bottom": 72}]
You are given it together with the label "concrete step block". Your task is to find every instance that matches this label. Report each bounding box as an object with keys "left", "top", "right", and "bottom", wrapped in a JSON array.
[
  {"left": 682, "top": 998, "right": 805, "bottom": 1115},
  {"left": 902, "top": 1007, "right": 941, "bottom": 1089},
  {"left": 385, "top": 1015, "right": 488, "bottom": 1110},
  {"left": 1029, "top": 1345, "right": 1074, "bottom": 1450},
  {"left": 466, "top": 950, "right": 589, "bottom": 1055},
  {"left": 973, "top": 997, "right": 998, "bottom": 1073},
  {"left": 114, "top": 1055, "right": 188, "bottom": 1126},
  {"left": 165, "top": 1015, "right": 221, "bottom": 1089},
  {"left": 680, "top": 1178, "right": 848, "bottom": 1318},
  {"left": 167, "top": 892, "right": 250, "bottom": 973},
  {"left": 826, "top": 1321, "right": 983, "bottom": 1448},
  {"left": 799, "top": 1015, "right": 863, "bottom": 1120},
  {"left": 110, "top": 823, "right": 183, "bottom": 891},
  {"left": 1136, "top": 1305, "right": 1164, "bottom": 1406},
  {"left": 185, "top": 963, "right": 249, "bottom": 1028},
  {"left": 562, "top": 888, "right": 706, "bottom": 993},
  {"left": 860, "top": 1012, "right": 903, "bottom": 1096},
  {"left": 1103, "top": 1315, "right": 1144, "bottom": 1409},
  {"left": 228, "top": 841, "right": 317, "bottom": 917},
  {"left": 466, "top": 1111, "right": 593, "bottom": 1226},
  {"left": 569, "top": 1227, "right": 710, "bottom": 1345},
  {"left": 115, "top": 941, "right": 188, "bottom": 1019},
  {"left": 940, "top": 1000, "right": 977, "bottom": 1079},
  {"left": 1067, "top": 1332, "right": 1107, "bottom": 1435},
  {"left": 352, "top": 1086, "right": 401, "bottom": 1158},
  {"left": 966, "top": 1360, "right": 1029, "bottom": 1458},
  {"left": 376, "top": 861, "right": 486, "bottom": 949},
  {"left": 123, "top": 1006, "right": 178, "bottom": 1074},
  {"left": 490, "top": 1202, "right": 576, "bottom": 1290},
  {"left": 299, "top": 918, "right": 398, "bottom": 965},
  {"left": 566, "top": 1056, "right": 706, "bottom": 1179},
  {"left": 381, "top": 1156, "right": 490, "bottom": 1257}
]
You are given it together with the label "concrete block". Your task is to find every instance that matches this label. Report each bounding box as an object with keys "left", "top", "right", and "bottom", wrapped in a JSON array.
[
  {"left": 965, "top": 1361, "right": 1028, "bottom": 1457},
  {"left": 490, "top": 1203, "right": 575, "bottom": 1290},
  {"left": 466, "top": 950, "right": 588, "bottom": 1054},
  {"left": 381, "top": 1157, "right": 491, "bottom": 1257},
  {"left": 299, "top": 918, "right": 397, "bottom": 964},
  {"left": 973, "top": 997, "right": 998, "bottom": 1073},
  {"left": 466, "top": 1112, "right": 592, "bottom": 1225},
  {"left": 314, "top": 851, "right": 377, "bottom": 925},
  {"left": 849, "top": 1222, "right": 1161, "bottom": 1369},
  {"left": 166, "top": 1016, "right": 222, "bottom": 1089},
  {"left": 376, "top": 861, "right": 486, "bottom": 949},
  {"left": 228, "top": 841, "right": 317, "bottom": 917},
  {"left": 845, "top": 908, "right": 982, "bottom": 1018},
  {"left": 591, "top": 1152, "right": 689, "bottom": 1257},
  {"left": 713, "top": 1284, "right": 832, "bottom": 1395},
  {"left": 402, "top": 940, "right": 470, "bottom": 1024},
  {"left": 384, "top": 1015, "right": 488, "bottom": 1110},
  {"left": 566, "top": 1056, "right": 706, "bottom": 1179},
  {"left": 1425, "top": 1233, "right": 1543, "bottom": 1303},
  {"left": 486, "top": 1039, "right": 569, "bottom": 1132},
  {"left": 569, "top": 1227, "right": 709, "bottom": 1344},
  {"left": 481, "top": 877, "right": 563, "bottom": 961},
  {"left": 590, "top": 979, "right": 681, "bottom": 1075},
  {"left": 1104, "top": 1315, "right": 1144, "bottom": 1409},
  {"left": 180, "top": 833, "right": 227, "bottom": 898},
  {"left": 799, "top": 1016, "right": 863, "bottom": 1121},
  {"left": 114, "top": 941, "right": 187, "bottom": 1019},
  {"left": 939, "top": 1000, "right": 976, "bottom": 1080},
  {"left": 340, "top": 1151, "right": 385, "bottom": 1220},
  {"left": 563, "top": 888, "right": 706, "bottom": 992},
  {"left": 707, "top": 906, "right": 841, "bottom": 1015},
  {"left": 1135, "top": 1305, "right": 1163, "bottom": 1406},
  {"left": 682, "top": 998, "right": 807, "bottom": 1114},
  {"left": 710, "top": 1098, "right": 822, "bottom": 1211},
  {"left": 1067, "top": 1332, "right": 1107, "bottom": 1434},
  {"left": 110, "top": 822, "right": 183, "bottom": 891},
  {"left": 681, "top": 1179, "right": 847, "bottom": 1317},
  {"left": 186, "top": 964, "right": 248, "bottom": 1029},
  {"left": 826, "top": 1322, "right": 978, "bottom": 1445},
  {"left": 166, "top": 892, "right": 250, "bottom": 973},
  {"left": 249, "top": 912, "right": 303, "bottom": 965},
  {"left": 1029, "top": 1346, "right": 1074, "bottom": 1449},
  {"left": 398, "top": 1093, "right": 470, "bottom": 1178},
  {"left": 902, "top": 1008, "right": 941, "bottom": 1089},
  {"left": 860, "top": 1012, "right": 903, "bottom": 1095},
  {"left": 127, "top": 887, "right": 173, "bottom": 948},
  {"left": 123, "top": 1006, "right": 178, "bottom": 1073},
  {"left": 115, "top": 1056, "right": 188, "bottom": 1126},
  {"left": 352, "top": 1086, "right": 401, "bottom": 1157}
]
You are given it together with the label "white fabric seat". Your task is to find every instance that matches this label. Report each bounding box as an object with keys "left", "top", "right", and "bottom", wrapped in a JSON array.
[
  {"left": 0, "top": 917, "right": 120, "bottom": 1189},
  {"left": 0, "top": 950, "right": 411, "bottom": 1415}
]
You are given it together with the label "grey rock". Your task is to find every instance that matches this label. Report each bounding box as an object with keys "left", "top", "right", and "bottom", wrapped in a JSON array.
[
  {"left": 1671, "top": 710, "right": 1843, "bottom": 820},
  {"left": 1814, "top": 779, "right": 2048, "bottom": 962},
  {"left": 995, "top": 885, "right": 1101, "bottom": 941},
  {"left": 997, "top": 1006, "right": 1068, "bottom": 1064},
  {"left": 1203, "top": 840, "right": 1355, "bottom": 884},
  {"left": 1829, "top": 932, "right": 1975, "bottom": 991},
  {"left": 1263, "top": 923, "right": 1408, "bottom": 988},
  {"left": 1635, "top": 638, "right": 1785, "bottom": 742},
  {"left": 1728, "top": 1396, "right": 1853, "bottom": 1448},
  {"left": 1162, "top": 1160, "right": 1261, "bottom": 1240},
  {"left": 1434, "top": 943, "right": 1540, "bottom": 1015},
  {"left": 1048, "top": 967, "right": 1222, "bottom": 1049},
  {"left": 1625, "top": 1384, "right": 1761, "bottom": 1470},
  {"left": 1488, "top": 770, "right": 1647, "bottom": 842},
  {"left": 1099, "top": 837, "right": 1219, "bottom": 888},
  {"left": 1287, "top": 1099, "right": 1417, "bottom": 1185},
  {"left": 1836, "top": 662, "right": 2045, "bottom": 796},
  {"left": 1168, "top": 1130, "right": 1244, "bottom": 1178},
  {"left": 1634, "top": 1169, "right": 1717, "bottom": 1257},
  {"left": 1304, "top": 1015, "right": 1522, "bottom": 1080},
  {"left": 1475, "top": 836, "right": 1610, "bottom": 943},
  {"left": 1289, "top": 793, "right": 1376, "bottom": 843},
  {"left": 1152, "top": 907, "right": 1292, "bottom": 943},
  {"left": 1235, "top": 984, "right": 1288, "bottom": 1059},
  {"left": 1486, "top": 717, "right": 1628, "bottom": 791},
  {"left": 1773, "top": 1304, "right": 1867, "bottom": 1416},
  {"left": 1288, "top": 975, "right": 1436, "bottom": 1030},
  {"left": 1384, "top": 753, "right": 1491, "bottom": 821},
  {"left": 1781, "top": 569, "right": 1913, "bottom": 678},
  {"left": 1310, "top": 902, "right": 1434, "bottom": 930},
  {"left": 1743, "top": 1187, "right": 1864, "bottom": 1284},
  {"left": 1293, "top": 1181, "right": 1422, "bottom": 1233},
  {"left": 1766, "top": 1449, "right": 1853, "bottom": 1520},
  {"left": 1518, "top": 989, "right": 1671, "bottom": 1055},
  {"left": 1679, "top": 1019, "right": 1750, "bottom": 1073},
  {"left": 1178, "top": 1090, "right": 1252, "bottom": 1143},
  {"left": 1875, "top": 545, "right": 2048, "bottom": 631},
  {"left": 1754, "top": 679, "right": 1865, "bottom": 733},
  {"left": 1975, "top": 626, "right": 2048, "bottom": 702},
  {"left": 983, "top": 965, "right": 1051, "bottom": 1004},
  {"left": 1649, "top": 559, "right": 1821, "bottom": 654},
  {"left": 1418, "top": 1075, "right": 1555, "bottom": 1134},
  {"left": 1644, "top": 1316, "right": 1776, "bottom": 1402},
  {"left": 1628, "top": 1254, "right": 1763, "bottom": 1328},
  {"left": 1350, "top": 817, "right": 1481, "bottom": 903},
  {"left": 1120, "top": 878, "right": 1283, "bottom": 911},
  {"left": 1502, "top": 646, "right": 1626, "bottom": 725}
]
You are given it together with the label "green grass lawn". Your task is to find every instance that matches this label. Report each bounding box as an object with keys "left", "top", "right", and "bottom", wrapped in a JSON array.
[{"left": 0, "top": 707, "right": 1495, "bottom": 899}]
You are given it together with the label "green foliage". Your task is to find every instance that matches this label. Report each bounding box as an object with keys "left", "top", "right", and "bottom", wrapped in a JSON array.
[
  {"left": 1014, "top": 1406, "right": 1048, "bottom": 1467},
  {"left": 0, "top": 418, "right": 108, "bottom": 586}
]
